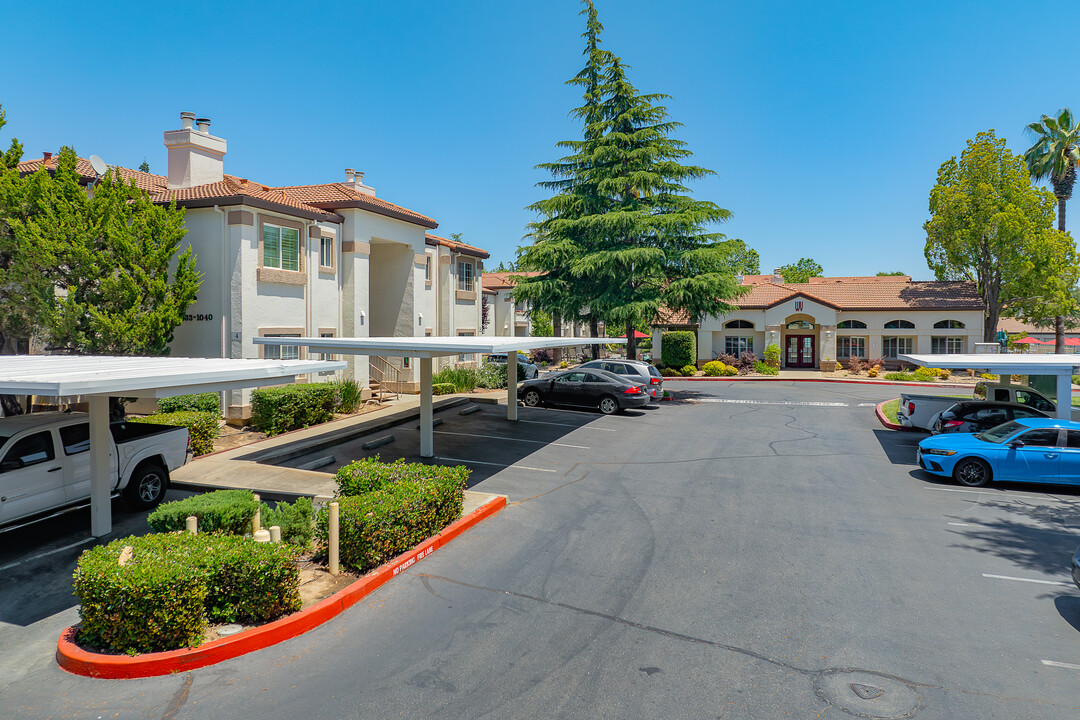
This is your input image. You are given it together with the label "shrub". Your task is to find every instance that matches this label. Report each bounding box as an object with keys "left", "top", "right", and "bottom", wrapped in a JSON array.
[
  {"left": 661, "top": 331, "right": 696, "bottom": 369},
  {"left": 251, "top": 383, "right": 337, "bottom": 436},
  {"left": 884, "top": 372, "right": 915, "bottom": 381},
  {"left": 753, "top": 360, "right": 779, "bottom": 375},
  {"left": 260, "top": 497, "right": 314, "bottom": 548},
  {"left": 531, "top": 348, "right": 552, "bottom": 364},
  {"left": 130, "top": 411, "right": 218, "bottom": 456},
  {"left": 867, "top": 365, "right": 880, "bottom": 378},
  {"left": 702, "top": 360, "right": 724, "bottom": 377},
  {"left": 937, "top": 368, "right": 952, "bottom": 380},
  {"left": 659, "top": 366, "right": 679, "bottom": 377},
  {"left": 764, "top": 343, "right": 781, "bottom": 368},
  {"left": 318, "top": 458, "right": 469, "bottom": 573},
  {"left": 738, "top": 351, "right": 757, "bottom": 370},
  {"left": 74, "top": 533, "right": 300, "bottom": 654},
  {"left": 835, "top": 361, "right": 843, "bottom": 371},
  {"left": 433, "top": 382, "right": 455, "bottom": 395},
  {"left": 845, "top": 355, "right": 866, "bottom": 374},
  {"left": 716, "top": 353, "right": 738, "bottom": 367},
  {"left": 912, "top": 367, "right": 939, "bottom": 382},
  {"left": 722, "top": 363, "right": 738, "bottom": 376},
  {"left": 334, "top": 378, "right": 362, "bottom": 413},
  {"left": 559, "top": 360, "right": 569, "bottom": 369},
  {"left": 432, "top": 366, "right": 480, "bottom": 393},
  {"left": 680, "top": 364, "right": 698, "bottom": 377},
  {"left": 158, "top": 393, "right": 219, "bottom": 414},
  {"left": 148, "top": 489, "right": 259, "bottom": 535}
]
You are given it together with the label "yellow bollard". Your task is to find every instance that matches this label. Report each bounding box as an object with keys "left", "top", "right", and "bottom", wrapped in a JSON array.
[
  {"left": 329, "top": 501, "right": 339, "bottom": 576},
  {"left": 253, "top": 528, "right": 271, "bottom": 543},
  {"left": 252, "top": 494, "right": 261, "bottom": 532},
  {"left": 269, "top": 525, "right": 281, "bottom": 543},
  {"left": 186, "top": 516, "right": 197, "bottom": 535}
]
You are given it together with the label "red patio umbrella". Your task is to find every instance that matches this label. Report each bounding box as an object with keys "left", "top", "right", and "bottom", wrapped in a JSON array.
[
  {"left": 618, "top": 330, "right": 650, "bottom": 339},
  {"left": 1064, "top": 337, "right": 1080, "bottom": 346},
  {"left": 1013, "top": 337, "right": 1051, "bottom": 344}
]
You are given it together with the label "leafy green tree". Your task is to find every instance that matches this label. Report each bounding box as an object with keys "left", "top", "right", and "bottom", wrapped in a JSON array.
[
  {"left": 876, "top": 271, "right": 906, "bottom": 276},
  {"left": 518, "top": 1, "right": 746, "bottom": 360},
  {"left": 924, "top": 130, "right": 1079, "bottom": 341},
  {"left": 776, "top": 258, "right": 823, "bottom": 284},
  {"left": 2, "top": 146, "right": 201, "bottom": 355},
  {"left": 1023, "top": 108, "right": 1080, "bottom": 351},
  {"left": 529, "top": 308, "right": 554, "bottom": 337}
]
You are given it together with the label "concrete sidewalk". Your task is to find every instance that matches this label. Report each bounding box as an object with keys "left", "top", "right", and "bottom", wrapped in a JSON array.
[{"left": 171, "top": 392, "right": 501, "bottom": 502}]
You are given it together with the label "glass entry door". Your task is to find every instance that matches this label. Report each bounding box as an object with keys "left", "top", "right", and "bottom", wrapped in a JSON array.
[{"left": 785, "top": 335, "right": 815, "bottom": 368}]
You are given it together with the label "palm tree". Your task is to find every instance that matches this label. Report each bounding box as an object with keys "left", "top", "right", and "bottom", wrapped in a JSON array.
[{"left": 1024, "top": 108, "right": 1080, "bottom": 351}]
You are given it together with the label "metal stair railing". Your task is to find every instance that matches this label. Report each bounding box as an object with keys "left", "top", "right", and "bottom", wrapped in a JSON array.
[{"left": 368, "top": 356, "right": 402, "bottom": 404}]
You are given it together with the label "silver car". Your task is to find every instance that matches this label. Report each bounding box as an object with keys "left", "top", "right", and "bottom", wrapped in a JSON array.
[
  {"left": 578, "top": 358, "right": 662, "bottom": 400},
  {"left": 486, "top": 352, "right": 539, "bottom": 379}
]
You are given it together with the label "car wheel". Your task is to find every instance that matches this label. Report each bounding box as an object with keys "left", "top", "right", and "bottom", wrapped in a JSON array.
[
  {"left": 523, "top": 389, "right": 543, "bottom": 407},
  {"left": 598, "top": 395, "right": 619, "bottom": 415},
  {"left": 953, "top": 458, "right": 991, "bottom": 488},
  {"left": 124, "top": 462, "right": 169, "bottom": 510}
]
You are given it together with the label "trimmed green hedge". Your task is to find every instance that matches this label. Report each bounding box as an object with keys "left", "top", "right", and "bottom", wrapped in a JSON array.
[
  {"left": 74, "top": 533, "right": 300, "bottom": 654},
  {"left": 661, "top": 331, "right": 696, "bottom": 369},
  {"left": 318, "top": 457, "right": 469, "bottom": 573},
  {"left": 158, "top": 393, "right": 220, "bottom": 414},
  {"left": 260, "top": 497, "right": 314, "bottom": 548},
  {"left": 251, "top": 383, "right": 337, "bottom": 436},
  {"left": 130, "top": 411, "right": 218, "bottom": 456},
  {"left": 148, "top": 489, "right": 259, "bottom": 535},
  {"left": 433, "top": 382, "right": 455, "bottom": 395}
]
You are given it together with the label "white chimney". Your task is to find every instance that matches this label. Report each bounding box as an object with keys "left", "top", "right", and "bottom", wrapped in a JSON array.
[
  {"left": 345, "top": 168, "right": 355, "bottom": 183},
  {"left": 344, "top": 167, "right": 377, "bottom": 197},
  {"left": 164, "top": 111, "right": 226, "bottom": 189}
]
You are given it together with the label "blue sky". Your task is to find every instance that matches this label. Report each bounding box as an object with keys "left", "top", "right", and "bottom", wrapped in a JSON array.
[{"left": 0, "top": 1, "right": 1070, "bottom": 279}]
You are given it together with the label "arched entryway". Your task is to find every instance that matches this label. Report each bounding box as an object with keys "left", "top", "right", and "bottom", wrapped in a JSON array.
[{"left": 782, "top": 314, "right": 818, "bottom": 368}]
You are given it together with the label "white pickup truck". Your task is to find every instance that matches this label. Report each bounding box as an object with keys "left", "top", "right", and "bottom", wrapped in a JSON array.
[
  {"left": 895, "top": 383, "right": 1057, "bottom": 431},
  {"left": 0, "top": 412, "right": 190, "bottom": 529}
]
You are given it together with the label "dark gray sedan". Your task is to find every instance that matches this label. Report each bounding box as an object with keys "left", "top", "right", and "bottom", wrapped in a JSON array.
[
  {"left": 518, "top": 369, "right": 649, "bottom": 414},
  {"left": 931, "top": 401, "right": 1048, "bottom": 435}
]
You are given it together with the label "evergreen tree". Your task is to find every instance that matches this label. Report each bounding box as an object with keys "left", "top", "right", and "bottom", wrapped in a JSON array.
[{"left": 518, "top": 1, "right": 746, "bottom": 360}]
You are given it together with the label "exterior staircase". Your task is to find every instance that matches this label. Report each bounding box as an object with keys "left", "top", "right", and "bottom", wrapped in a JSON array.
[{"left": 368, "top": 356, "right": 403, "bottom": 405}]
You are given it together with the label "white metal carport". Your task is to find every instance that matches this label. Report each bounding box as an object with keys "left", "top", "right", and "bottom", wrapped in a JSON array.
[
  {"left": 254, "top": 335, "right": 625, "bottom": 459},
  {"left": 0, "top": 355, "right": 345, "bottom": 536},
  {"left": 899, "top": 352, "right": 1077, "bottom": 420}
]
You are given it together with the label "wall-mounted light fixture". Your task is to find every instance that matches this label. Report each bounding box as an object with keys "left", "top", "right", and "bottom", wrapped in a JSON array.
[
  {"left": 418, "top": 313, "right": 424, "bottom": 326},
  {"left": 359, "top": 310, "right": 365, "bottom": 326}
]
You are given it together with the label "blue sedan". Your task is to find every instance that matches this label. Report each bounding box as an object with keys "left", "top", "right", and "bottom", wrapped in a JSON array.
[{"left": 917, "top": 418, "right": 1080, "bottom": 488}]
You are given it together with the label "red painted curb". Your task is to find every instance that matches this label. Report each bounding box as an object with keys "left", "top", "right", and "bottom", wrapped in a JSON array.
[
  {"left": 56, "top": 494, "right": 508, "bottom": 679},
  {"left": 875, "top": 400, "right": 903, "bottom": 431},
  {"left": 666, "top": 376, "right": 970, "bottom": 390}
]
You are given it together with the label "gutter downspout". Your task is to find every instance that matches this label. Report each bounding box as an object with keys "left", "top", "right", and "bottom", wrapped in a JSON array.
[{"left": 210, "top": 205, "right": 228, "bottom": 416}]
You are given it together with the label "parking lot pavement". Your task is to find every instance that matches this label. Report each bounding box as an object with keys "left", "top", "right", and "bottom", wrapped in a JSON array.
[{"left": 4, "top": 381, "right": 1080, "bottom": 718}]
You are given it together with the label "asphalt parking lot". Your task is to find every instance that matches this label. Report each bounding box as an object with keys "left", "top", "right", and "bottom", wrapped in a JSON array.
[{"left": 2, "top": 380, "right": 1079, "bottom": 719}]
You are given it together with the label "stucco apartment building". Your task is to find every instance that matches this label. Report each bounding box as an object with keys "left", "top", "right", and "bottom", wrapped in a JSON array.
[
  {"left": 654, "top": 273, "right": 985, "bottom": 370},
  {"left": 19, "top": 112, "right": 487, "bottom": 417}
]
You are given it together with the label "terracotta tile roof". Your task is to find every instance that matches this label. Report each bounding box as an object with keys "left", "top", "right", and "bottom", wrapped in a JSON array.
[
  {"left": 481, "top": 270, "right": 542, "bottom": 289},
  {"left": 424, "top": 233, "right": 489, "bottom": 259},
  {"left": 18, "top": 155, "right": 435, "bottom": 226},
  {"left": 655, "top": 277, "right": 984, "bottom": 326},
  {"left": 739, "top": 274, "right": 781, "bottom": 285},
  {"left": 807, "top": 275, "right": 911, "bottom": 284},
  {"left": 278, "top": 183, "right": 437, "bottom": 228},
  {"left": 996, "top": 318, "right": 1080, "bottom": 336}
]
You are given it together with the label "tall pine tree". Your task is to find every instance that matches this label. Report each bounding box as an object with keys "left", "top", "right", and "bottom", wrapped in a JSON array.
[{"left": 518, "top": 1, "right": 746, "bottom": 360}]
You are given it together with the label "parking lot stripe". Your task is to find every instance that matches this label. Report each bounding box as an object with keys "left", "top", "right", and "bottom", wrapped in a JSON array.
[
  {"left": 695, "top": 398, "right": 849, "bottom": 407},
  {"left": 925, "top": 487, "right": 1044, "bottom": 500},
  {"left": 982, "top": 573, "right": 1072, "bottom": 587},
  {"left": 947, "top": 522, "right": 975, "bottom": 527},
  {"left": 435, "top": 456, "right": 558, "bottom": 473},
  {"left": 516, "top": 419, "right": 616, "bottom": 432},
  {"left": 1041, "top": 660, "right": 1080, "bottom": 670},
  {"left": 0, "top": 537, "right": 95, "bottom": 572},
  {"left": 432, "top": 430, "right": 590, "bottom": 450}
]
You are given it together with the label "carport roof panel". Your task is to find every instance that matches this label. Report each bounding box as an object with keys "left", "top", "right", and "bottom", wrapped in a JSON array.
[
  {"left": 899, "top": 353, "right": 1080, "bottom": 373},
  {"left": 253, "top": 335, "right": 625, "bottom": 358},
  {"left": 0, "top": 356, "right": 346, "bottom": 397}
]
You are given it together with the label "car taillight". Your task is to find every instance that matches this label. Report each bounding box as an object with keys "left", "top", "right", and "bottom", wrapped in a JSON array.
[
  {"left": 907, "top": 402, "right": 915, "bottom": 416},
  {"left": 624, "top": 386, "right": 642, "bottom": 394},
  {"left": 944, "top": 420, "right": 963, "bottom": 428},
  {"left": 650, "top": 377, "right": 660, "bottom": 384}
]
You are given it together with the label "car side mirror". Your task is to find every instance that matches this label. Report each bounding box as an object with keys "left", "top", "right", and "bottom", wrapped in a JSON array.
[
  {"left": 0, "top": 459, "right": 21, "bottom": 472},
  {"left": 1007, "top": 440, "right": 1024, "bottom": 449}
]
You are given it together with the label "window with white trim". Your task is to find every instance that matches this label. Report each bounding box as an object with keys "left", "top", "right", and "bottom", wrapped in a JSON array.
[
  {"left": 425, "top": 254, "right": 432, "bottom": 283},
  {"left": 457, "top": 260, "right": 474, "bottom": 292},
  {"left": 837, "top": 320, "right": 867, "bottom": 329},
  {"left": 837, "top": 336, "right": 866, "bottom": 358},
  {"left": 319, "top": 236, "right": 334, "bottom": 270},
  {"left": 724, "top": 320, "right": 754, "bottom": 329},
  {"left": 933, "top": 319, "right": 965, "bottom": 329},
  {"left": 458, "top": 330, "right": 474, "bottom": 361},
  {"left": 263, "top": 223, "right": 300, "bottom": 271},
  {"left": 884, "top": 319, "right": 915, "bottom": 329},
  {"left": 725, "top": 336, "right": 753, "bottom": 355},
  {"left": 931, "top": 336, "right": 964, "bottom": 354},
  {"left": 883, "top": 336, "right": 913, "bottom": 358},
  {"left": 263, "top": 333, "right": 300, "bottom": 361}
]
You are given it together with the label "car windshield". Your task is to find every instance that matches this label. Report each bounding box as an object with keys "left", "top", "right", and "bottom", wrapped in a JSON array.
[{"left": 976, "top": 420, "right": 1024, "bottom": 444}]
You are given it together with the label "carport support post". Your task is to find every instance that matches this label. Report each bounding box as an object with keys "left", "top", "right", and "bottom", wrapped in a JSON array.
[
  {"left": 89, "top": 395, "right": 112, "bottom": 538},
  {"left": 507, "top": 351, "right": 518, "bottom": 421},
  {"left": 1056, "top": 371, "right": 1072, "bottom": 420},
  {"left": 419, "top": 356, "right": 433, "bottom": 457}
]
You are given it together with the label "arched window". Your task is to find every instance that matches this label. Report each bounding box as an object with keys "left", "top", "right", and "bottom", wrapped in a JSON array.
[
  {"left": 724, "top": 319, "right": 754, "bottom": 329},
  {"left": 786, "top": 320, "right": 814, "bottom": 330},
  {"left": 884, "top": 319, "right": 915, "bottom": 329},
  {"left": 837, "top": 320, "right": 867, "bottom": 329},
  {"left": 933, "top": 319, "right": 965, "bottom": 329}
]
